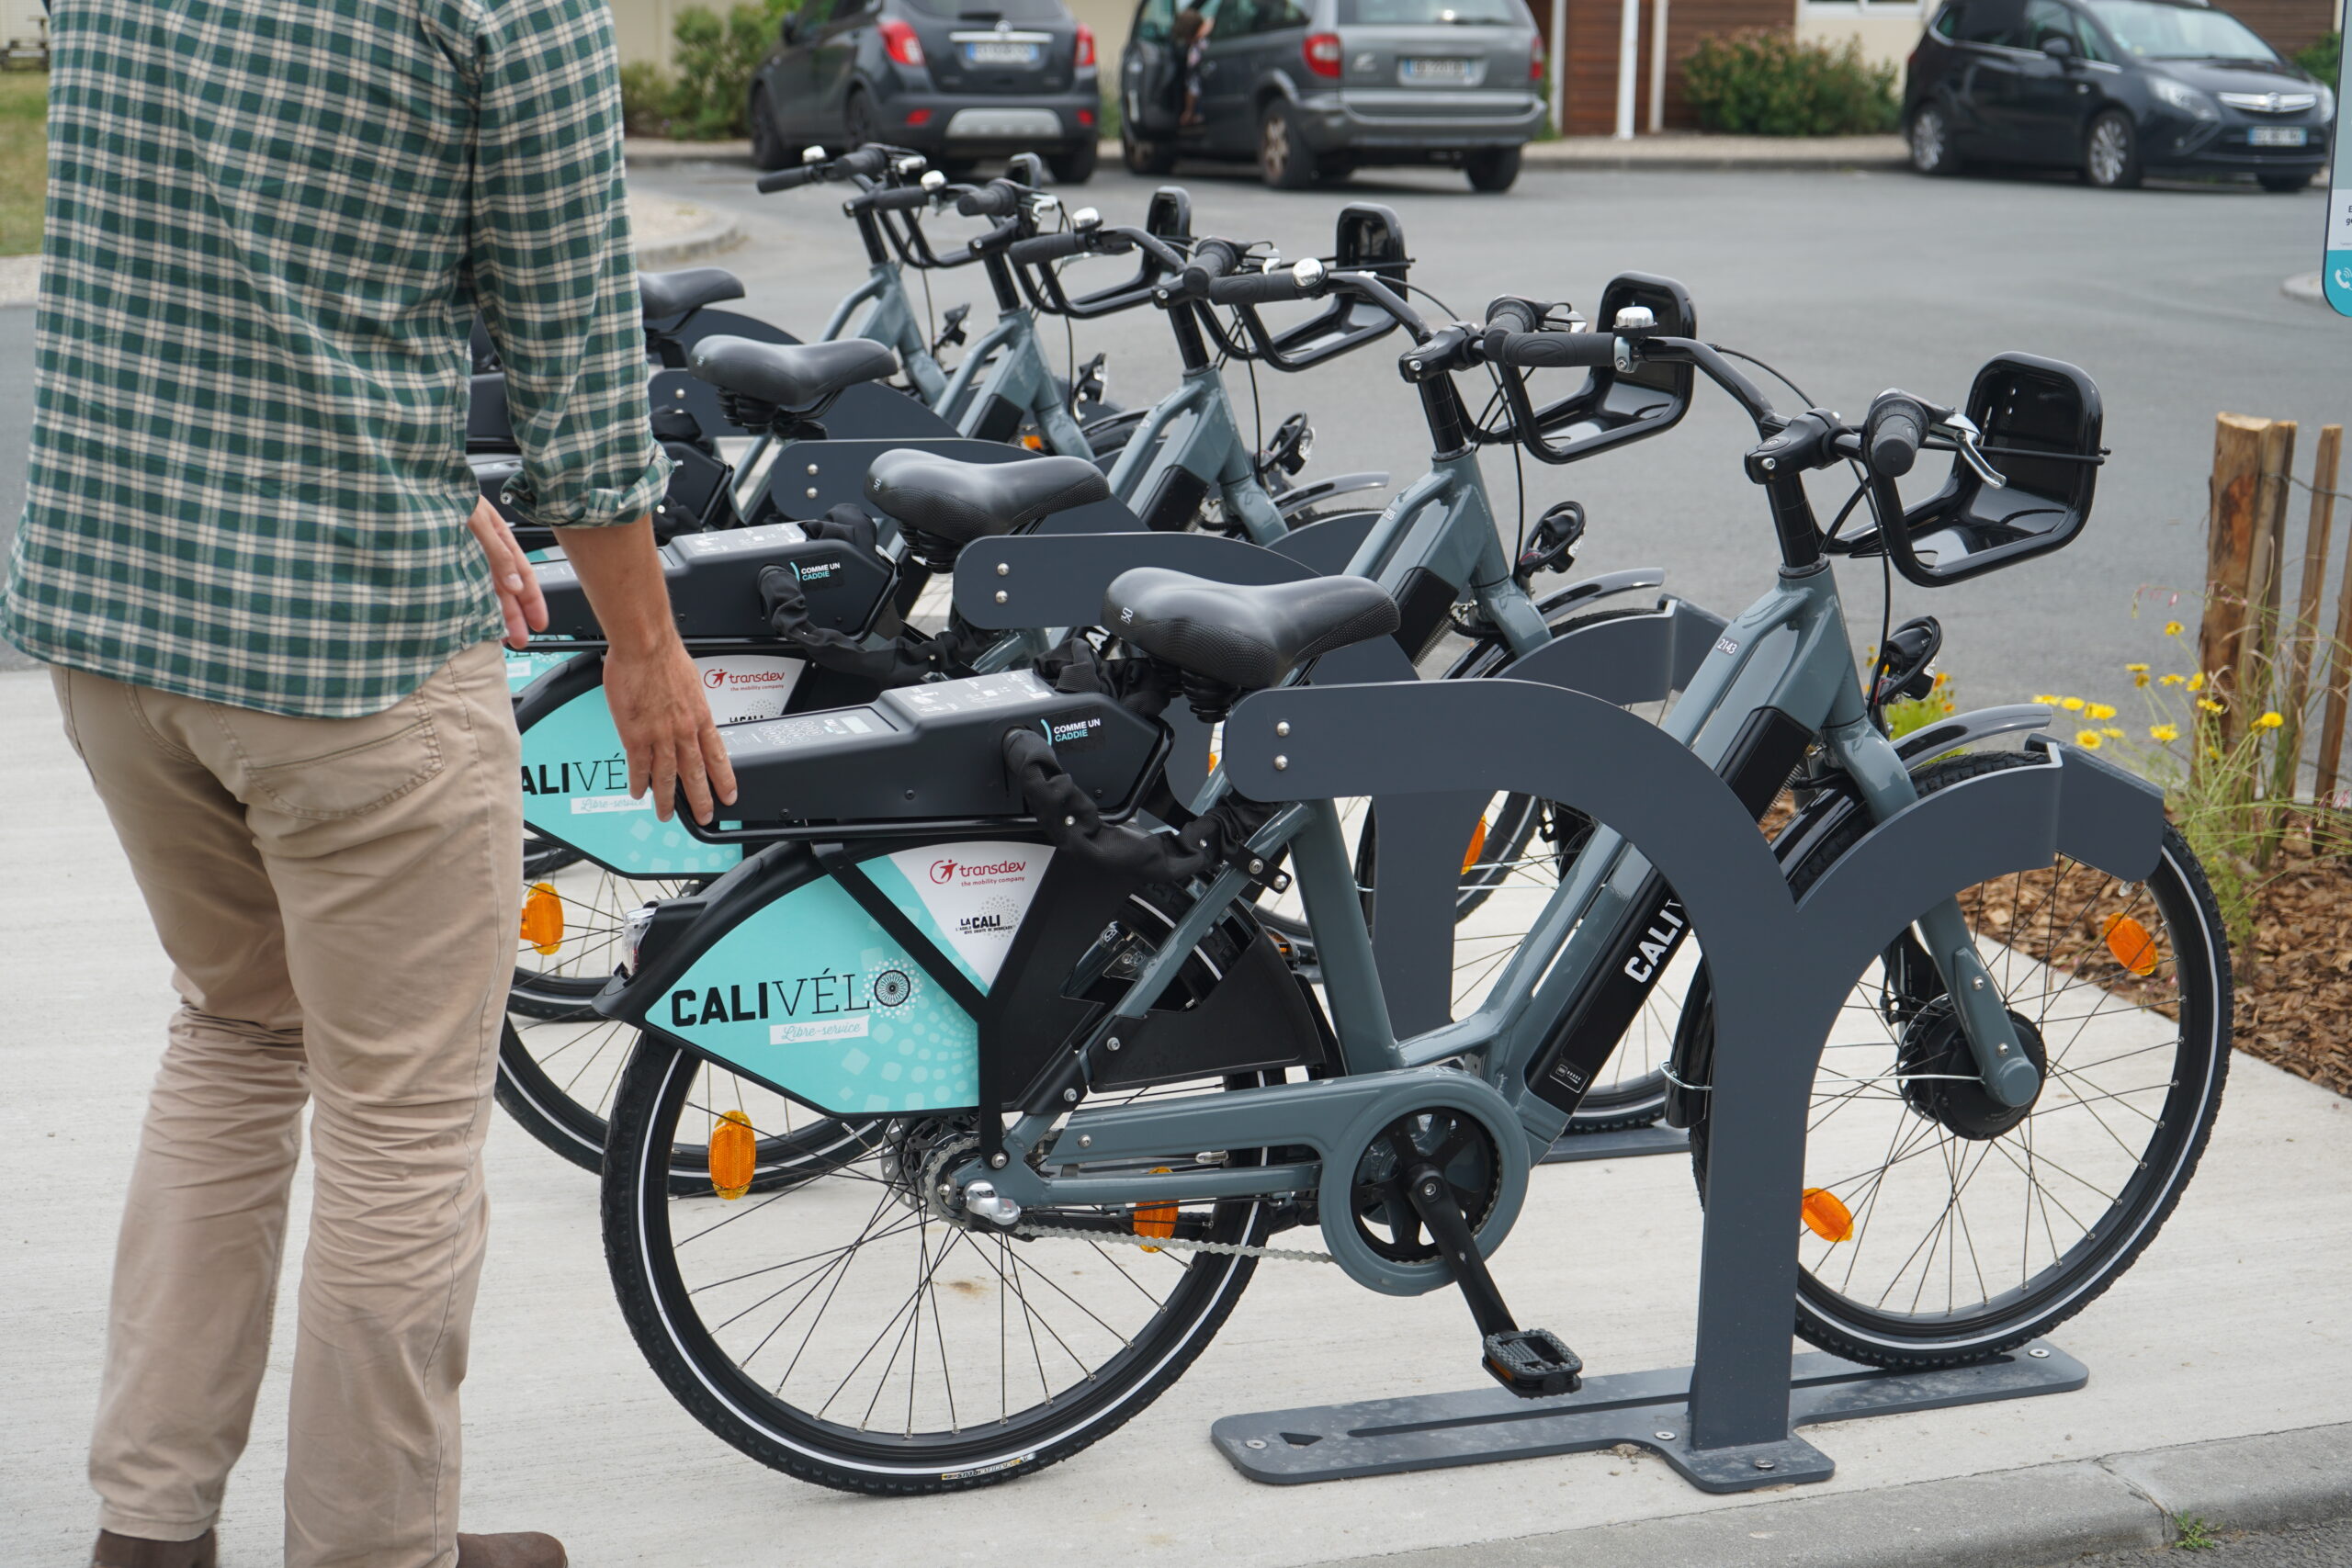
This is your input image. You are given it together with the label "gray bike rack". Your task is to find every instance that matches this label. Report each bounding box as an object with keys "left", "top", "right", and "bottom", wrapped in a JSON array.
[{"left": 1214, "top": 678, "right": 2159, "bottom": 1493}]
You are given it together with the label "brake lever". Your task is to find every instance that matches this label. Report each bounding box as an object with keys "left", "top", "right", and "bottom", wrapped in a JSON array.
[{"left": 1938, "top": 413, "right": 2007, "bottom": 489}]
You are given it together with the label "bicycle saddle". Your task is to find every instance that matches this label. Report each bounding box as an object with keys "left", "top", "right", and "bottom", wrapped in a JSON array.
[
  {"left": 688, "top": 336, "right": 898, "bottom": 412},
  {"left": 1103, "top": 568, "right": 1399, "bottom": 691},
  {"left": 865, "top": 451, "right": 1111, "bottom": 546},
  {"left": 639, "top": 266, "right": 745, "bottom": 321}
]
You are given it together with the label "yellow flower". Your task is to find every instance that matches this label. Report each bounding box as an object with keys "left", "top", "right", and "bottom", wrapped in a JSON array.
[
  {"left": 2103, "top": 726, "right": 2126, "bottom": 739},
  {"left": 2075, "top": 728, "right": 2104, "bottom": 750},
  {"left": 2086, "top": 703, "right": 2117, "bottom": 720},
  {"left": 2159, "top": 673, "right": 2187, "bottom": 687},
  {"left": 2132, "top": 671, "right": 2150, "bottom": 688},
  {"left": 2060, "top": 696, "right": 2086, "bottom": 711},
  {"left": 2149, "top": 724, "right": 2179, "bottom": 742},
  {"left": 2125, "top": 662, "right": 2149, "bottom": 672},
  {"left": 2164, "top": 620, "right": 2184, "bottom": 637},
  {"left": 2188, "top": 671, "right": 2205, "bottom": 692},
  {"left": 2031, "top": 694, "right": 2063, "bottom": 705},
  {"left": 2197, "top": 697, "right": 2225, "bottom": 713},
  {"left": 2256, "top": 711, "right": 2285, "bottom": 729}
]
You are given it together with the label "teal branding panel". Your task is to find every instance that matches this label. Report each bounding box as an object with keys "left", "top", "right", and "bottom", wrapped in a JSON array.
[
  {"left": 519, "top": 683, "right": 745, "bottom": 876},
  {"left": 658, "top": 842, "right": 1054, "bottom": 1114},
  {"left": 504, "top": 649, "right": 578, "bottom": 694},
  {"left": 2331, "top": 3, "right": 2351, "bottom": 318}
]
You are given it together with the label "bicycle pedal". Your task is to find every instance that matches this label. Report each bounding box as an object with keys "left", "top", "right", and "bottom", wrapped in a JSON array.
[{"left": 1481, "top": 1328, "right": 1583, "bottom": 1399}]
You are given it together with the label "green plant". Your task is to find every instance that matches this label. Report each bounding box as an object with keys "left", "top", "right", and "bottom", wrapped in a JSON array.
[
  {"left": 619, "top": 61, "right": 676, "bottom": 139},
  {"left": 1680, "top": 29, "right": 1899, "bottom": 137},
  {"left": 0, "top": 71, "right": 46, "bottom": 256},
  {"left": 1882, "top": 669, "right": 1958, "bottom": 741},
  {"left": 2293, "top": 30, "right": 2339, "bottom": 84},
  {"left": 628, "top": 0, "right": 799, "bottom": 141},
  {"left": 2172, "top": 1514, "right": 2222, "bottom": 1551}
]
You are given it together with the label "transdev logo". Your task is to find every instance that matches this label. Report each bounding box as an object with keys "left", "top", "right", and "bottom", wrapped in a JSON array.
[
  {"left": 930, "top": 857, "right": 1032, "bottom": 886},
  {"left": 705, "top": 666, "right": 795, "bottom": 690}
]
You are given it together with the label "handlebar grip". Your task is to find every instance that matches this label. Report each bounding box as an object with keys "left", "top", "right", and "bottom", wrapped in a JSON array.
[
  {"left": 836, "top": 147, "right": 890, "bottom": 179},
  {"left": 1482, "top": 330, "right": 1618, "bottom": 369},
  {"left": 1207, "top": 267, "right": 1313, "bottom": 306},
  {"left": 861, "top": 184, "right": 933, "bottom": 213},
  {"left": 756, "top": 165, "right": 819, "bottom": 194},
  {"left": 1483, "top": 297, "right": 1544, "bottom": 334},
  {"left": 1866, "top": 392, "right": 1929, "bottom": 479},
  {"left": 1178, "top": 238, "right": 1244, "bottom": 296},
  {"left": 1009, "top": 231, "right": 1092, "bottom": 265},
  {"left": 956, "top": 181, "right": 1022, "bottom": 219}
]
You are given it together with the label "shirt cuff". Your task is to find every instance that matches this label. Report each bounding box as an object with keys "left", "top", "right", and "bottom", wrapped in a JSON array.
[{"left": 502, "top": 445, "right": 675, "bottom": 529}]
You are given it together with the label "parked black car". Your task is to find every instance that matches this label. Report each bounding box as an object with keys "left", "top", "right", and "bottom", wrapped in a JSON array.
[
  {"left": 748, "top": 0, "right": 1102, "bottom": 182},
  {"left": 1118, "top": 0, "right": 1545, "bottom": 190},
  {"left": 1903, "top": 0, "right": 2334, "bottom": 189}
]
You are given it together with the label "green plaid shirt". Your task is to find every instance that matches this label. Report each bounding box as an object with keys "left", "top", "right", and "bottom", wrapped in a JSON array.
[{"left": 3, "top": 0, "right": 671, "bottom": 717}]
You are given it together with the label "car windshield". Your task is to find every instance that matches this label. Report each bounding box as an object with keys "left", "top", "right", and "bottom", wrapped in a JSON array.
[
  {"left": 1336, "top": 0, "right": 1521, "bottom": 24},
  {"left": 2077, "top": 0, "right": 2276, "bottom": 61},
  {"left": 902, "top": 0, "right": 1066, "bottom": 18}
]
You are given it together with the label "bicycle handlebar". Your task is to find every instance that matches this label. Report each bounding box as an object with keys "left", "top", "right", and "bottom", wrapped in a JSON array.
[
  {"left": 1205, "top": 262, "right": 1323, "bottom": 307},
  {"left": 1008, "top": 230, "right": 1097, "bottom": 266},
  {"left": 855, "top": 184, "right": 934, "bottom": 214},
  {"left": 756, "top": 165, "right": 820, "bottom": 194},
  {"left": 1865, "top": 391, "right": 1929, "bottom": 479},
  {"left": 1481, "top": 329, "right": 1619, "bottom": 370},
  {"left": 1176, "top": 238, "right": 1245, "bottom": 298},
  {"left": 956, "top": 181, "right": 1023, "bottom": 219}
]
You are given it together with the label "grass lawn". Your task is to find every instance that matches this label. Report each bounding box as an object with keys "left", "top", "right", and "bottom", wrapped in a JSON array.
[{"left": 0, "top": 71, "right": 46, "bottom": 256}]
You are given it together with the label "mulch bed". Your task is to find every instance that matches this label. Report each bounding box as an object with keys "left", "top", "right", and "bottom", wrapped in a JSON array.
[{"left": 2233, "top": 832, "right": 2352, "bottom": 1097}]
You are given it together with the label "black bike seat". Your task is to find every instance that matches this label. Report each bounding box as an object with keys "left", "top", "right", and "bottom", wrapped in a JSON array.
[
  {"left": 639, "top": 266, "right": 745, "bottom": 321},
  {"left": 865, "top": 451, "right": 1111, "bottom": 546},
  {"left": 1102, "top": 568, "right": 1398, "bottom": 691},
  {"left": 688, "top": 336, "right": 898, "bottom": 412}
]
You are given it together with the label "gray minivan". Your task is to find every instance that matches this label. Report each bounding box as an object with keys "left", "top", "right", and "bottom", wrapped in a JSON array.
[{"left": 1118, "top": 0, "right": 1545, "bottom": 189}]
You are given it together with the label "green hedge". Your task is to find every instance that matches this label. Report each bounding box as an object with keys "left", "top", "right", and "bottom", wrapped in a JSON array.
[
  {"left": 2294, "top": 30, "right": 2339, "bottom": 85},
  {"left": 625, "top": 0, "right": 797, "bottom": 141},
  {"left": 1681, "top": 30, "right": 1900, "bottom": 137}
]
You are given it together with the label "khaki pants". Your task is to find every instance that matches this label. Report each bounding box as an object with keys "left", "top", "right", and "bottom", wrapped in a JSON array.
[{"left": 53, "top": 643, "right": 522, "bottom": 1568}]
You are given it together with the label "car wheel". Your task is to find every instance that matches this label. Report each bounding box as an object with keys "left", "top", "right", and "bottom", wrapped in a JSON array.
[
  {"left": 1316, "top": 153, "right": 1355, "bottom": 185},
  {"left": 1907, "top": 103, "right": 1962, "bottom": 175},
  {"left": 1123, "top": 129, "right": 1177, "bottom": 175},
  {"left": 1049, "top": 137, "right": 1098, "bottom": 184},
  {"left": 2257, "top": 171, "right": 2312, "bottom": 192},
  {"left": 1464, "top": 145, "right": 1520, "bottom": 192},
  {"left": 1259, "top": 102, "right": 1315, "bottom": 190},
  {"left": 2083, "top": 109, "right": 2143, "bottom": 189},
  {"left": 842, "top": 86, "right": 879, "bottom": 153},
  {"left": 749, "top": 85, "right": 791, "bottom": 171}
]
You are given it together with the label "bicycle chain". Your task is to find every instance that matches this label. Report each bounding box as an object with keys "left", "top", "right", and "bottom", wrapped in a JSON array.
[{"left": 1010, "top": 1218, "right": 1335, "bottom": 1265}]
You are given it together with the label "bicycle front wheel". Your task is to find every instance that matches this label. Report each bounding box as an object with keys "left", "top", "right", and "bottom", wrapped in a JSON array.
[{"left": 1687, "top": 750, "right": 2232, "bottom": 1367}]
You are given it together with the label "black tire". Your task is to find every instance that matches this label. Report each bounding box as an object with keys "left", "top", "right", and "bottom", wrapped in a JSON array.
[
  {"left": 1907, "top": 101, "right": 1962, "bottom": 175},
  {"left": 602, "top": 1037, "right": 1275, "bottom": 1493},
  {"left": 2257, "top": 171, "right": 2312, "bottom": 192},
  {"left": 1122, "top": 129, "right": 1177, "bottom": 175},
  {"left": 2084, "top": 108, "right": 2143, "bottom": 189},
  {"left": 1048, "top": 138, "right": 1098, "bottom": 184},
  {"left": 1464, "top": 145, "right": 1521, "bottom": 192},
  {"left": 750, "top": 85, "right": 791, "bottom": 171},
  {"left": 1685, "top": 750, "right": 2232, "bottom": 1369},
  {"left": 842, "top": 87, "right": 879, "bottom": 154},
  {"left": 1316, "top": 154, "right": 1356, "bottom": 185},
  {"left": 1258, "top": 102, "right": 1316, "bottom": 190}
]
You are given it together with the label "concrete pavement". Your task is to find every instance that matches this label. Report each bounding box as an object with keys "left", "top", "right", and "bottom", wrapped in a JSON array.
[{"left": 4, "top": 661, "right": 2349, "bottom": 1564}]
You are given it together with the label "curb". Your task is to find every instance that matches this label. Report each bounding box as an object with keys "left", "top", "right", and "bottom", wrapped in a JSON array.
[
  {"left": 2284, "top": 271, "right": 2324, "bottom": 304},
  {"left": 636, "top": 209, "right": 748, "bottom": 268},
  {"left": 1290, "top": 1422, "right": 2352, "bottom": 1568},
  {"left": 626, "top": 136, "right": 754, "bottom": 166}
]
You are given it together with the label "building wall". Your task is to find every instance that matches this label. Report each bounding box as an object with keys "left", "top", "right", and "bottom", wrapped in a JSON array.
[
  {"left": 1542, "top": 0, "right": 1794, "bottom": 135},
  {"left": 2220, "top": 0, "right": 2340, "bottom": 59},
  {"left": 1792, "top": 6, "right": 1924, "bottom": 72},
  {"left": 613, "top": 0, "right": 684, "bottom": 72}
]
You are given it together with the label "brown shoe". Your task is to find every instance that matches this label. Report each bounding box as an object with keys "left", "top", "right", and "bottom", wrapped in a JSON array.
[
  {"left": 456, "top": 1532, "right": 568, "bottom": 1568},
  {"left": 92, "top": 1530, "right": 217, "bottom": 1568}
]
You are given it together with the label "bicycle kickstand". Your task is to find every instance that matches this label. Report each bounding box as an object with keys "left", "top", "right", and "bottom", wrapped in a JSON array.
[{"left": 1403, "top": 1163, "right": 1584, "bottom": 1399}]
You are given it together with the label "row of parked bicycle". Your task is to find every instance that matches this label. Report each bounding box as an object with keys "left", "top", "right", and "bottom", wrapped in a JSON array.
[{"left": 461, "top": 143, "right": 2233, "bottom": 1497}]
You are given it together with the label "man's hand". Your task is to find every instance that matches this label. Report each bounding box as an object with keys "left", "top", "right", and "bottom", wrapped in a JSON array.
[
  {"left": 467, "top": 498, "right": 548, "bottom": 649},
  {"left": 549, "top": 517, "right": 739, "bottom": 824}
]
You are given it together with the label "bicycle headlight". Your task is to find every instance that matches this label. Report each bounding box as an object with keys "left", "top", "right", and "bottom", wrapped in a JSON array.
[
  {"left": 2150, "top": 77, "right": 2217, "bottom": 120},
  {"left": 618, "top": 902, "right": 659, "bottom": 976}
]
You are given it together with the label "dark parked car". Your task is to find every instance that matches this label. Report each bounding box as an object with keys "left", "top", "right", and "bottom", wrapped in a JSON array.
[
  {"left": 1903, "top": 0, "right": 2335, "bottom": 189},
  {"left": 1117, "top": 0, "right": 1545, "bottom": 190},
  {"left": 748, "top": 0, "right": 1101, "bottom": 182}
]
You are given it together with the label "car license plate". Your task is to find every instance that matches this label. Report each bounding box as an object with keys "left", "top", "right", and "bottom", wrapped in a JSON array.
[
  {"left": 1399, "top": 56, "right": 1480, "bottom": 85},
  {"left": 964, "top": 40, "right": 1038, "bottom": 65},
  {"left": 2247, "top": 126, "right": 2307, "bottom": 147}
]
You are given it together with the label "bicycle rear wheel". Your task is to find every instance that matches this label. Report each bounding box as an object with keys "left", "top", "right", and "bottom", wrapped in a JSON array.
[{"left": 1686, "top": 750, "right": 2231, "bottom": 1366}]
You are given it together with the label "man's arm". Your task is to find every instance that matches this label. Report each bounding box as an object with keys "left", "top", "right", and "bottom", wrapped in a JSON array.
[{"left": 551, "top": 519, "right": 736, "bottom": 822}]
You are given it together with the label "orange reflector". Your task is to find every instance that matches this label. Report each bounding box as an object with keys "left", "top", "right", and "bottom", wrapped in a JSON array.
[
  {"left": 2102, "top": 913, "right": 2159, "bottom": 976},
  {"left": 1801, "top": 1187, "right": 1853, "bottom": 1243},
  {"left": 1020, "top": 434, "right": 1046, "bottom": 450},
  {"left": 709, "top": 1110, "right": 757, "bottom": 1201},
  {"left": 1133, "top": 1168, "right": 1177, "bottom": 1252},
  {"left": 519, "top": 882, "right": 564, "bottom": 956},
  {"left": 1461, "top": 815, "right": 1489, "bottom": 875},
  {"left": 1207, "top": 751, "right": 1219, "bottom": 772}
]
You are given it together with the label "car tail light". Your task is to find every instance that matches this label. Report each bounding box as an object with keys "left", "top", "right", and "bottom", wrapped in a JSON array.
[
  {"left": 880, "top": 17, "right": 925, "bottom": 67},
  {"left": 1303, "top": 30, "right": 1342, "bottom": 78},
  {"left": 1078, "top": 105, "right": 1096, "bottom": 126},
  {"left": 905, "top": 107, "right": 933, "bottom": 126},
  {"left": 1530, "top": 28, "right": 1547, "bottom": 81},
  {"left": 1075, "top": 22, "right": 1096, "bottom": 67}
]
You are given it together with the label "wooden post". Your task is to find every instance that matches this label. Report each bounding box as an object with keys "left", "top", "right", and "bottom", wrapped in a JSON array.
[
  {"left": 2201, "top": 414, "right": 2278, "bottom": 754},
  {"left": 2274, "top": 424, "right": 2343, "bottom": 808},
  {"left": 2312, "top": 433, "right": 2352, "bottom": 809}
]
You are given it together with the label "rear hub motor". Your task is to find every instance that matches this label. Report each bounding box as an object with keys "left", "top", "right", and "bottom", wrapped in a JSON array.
[{"left": 1896, "top": 996, "right": 2049, "bottom": 1140}]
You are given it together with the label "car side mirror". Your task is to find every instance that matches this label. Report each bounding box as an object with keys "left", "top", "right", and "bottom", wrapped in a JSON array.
[{"left": 2040, "top": 34, "right": 2075, "bottom": 58}]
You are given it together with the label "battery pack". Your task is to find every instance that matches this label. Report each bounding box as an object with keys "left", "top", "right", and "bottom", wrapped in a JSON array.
[{"left": 533, "top": 521, "right": 893, "bottom": 645}]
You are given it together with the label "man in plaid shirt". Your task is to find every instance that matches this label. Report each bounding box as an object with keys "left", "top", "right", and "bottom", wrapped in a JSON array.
[{"left": 3, "top": 4, "right": 736, "bottom": 1564}]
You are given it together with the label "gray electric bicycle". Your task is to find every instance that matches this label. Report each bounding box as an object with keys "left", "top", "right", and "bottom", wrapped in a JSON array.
[{"left": 588, "top": 280, "right": 2230, "bottom": 1494}]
